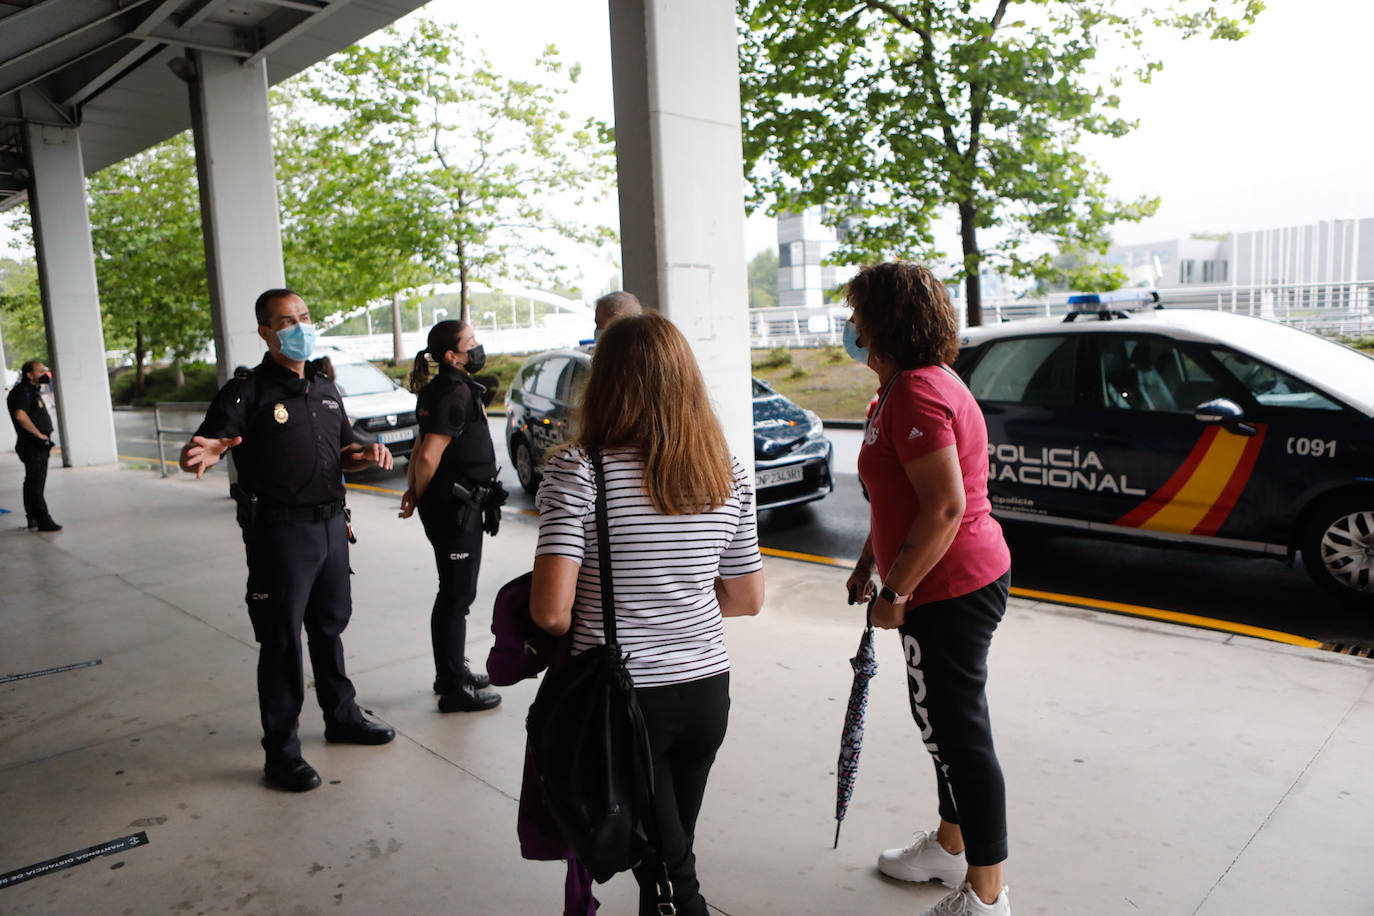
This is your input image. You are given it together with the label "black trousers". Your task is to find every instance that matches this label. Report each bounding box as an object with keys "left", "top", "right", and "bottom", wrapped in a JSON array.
[
  {"left": 631, "top": 672, "right": 731, "bottom": 916},
  {"left": 898, "top": 571, "right": 1011, "bottom": 866},
  {"left": 242, "top": 513, "right": 361, "bottom": 762},
  {"left": 17, "top": 443, "right": 51, "bottom": 523},
  {"left": 418, "top": 497, "right": 483, "bottom": 692}
]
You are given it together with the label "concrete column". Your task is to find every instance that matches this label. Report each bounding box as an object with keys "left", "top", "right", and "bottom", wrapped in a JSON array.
[
  {"left": 185, "top": 52, "right": 280, "bottom": 382},
  {"left": 608, "top": 0, "right": 754, "bottom": 471},
  {"left": 24, "top": 123, "right": 118, "bottom": 467}
]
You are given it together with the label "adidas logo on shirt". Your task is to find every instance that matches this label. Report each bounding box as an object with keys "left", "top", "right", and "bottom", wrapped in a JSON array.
[{"left": 908, "top": 427, "right": 923, "bottom": 440}]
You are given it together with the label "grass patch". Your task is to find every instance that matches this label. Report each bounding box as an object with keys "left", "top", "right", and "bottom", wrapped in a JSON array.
[
  {"left": 753, "top": 346, "right": 793, "bottom": 370},
  {"left": 752, "top": 347, "right": 874, "bottom": 420},
  {"left": 110, "top": 363, "right": 220, "bottom": 407}
]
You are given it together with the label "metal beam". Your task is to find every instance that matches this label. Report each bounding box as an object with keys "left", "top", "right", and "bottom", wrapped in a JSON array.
[
  {"left": 134, "top": 28, "right": 253, "bottom": 59},
  {"left": 0, "top": 0, "right": 157, "bottom": 72},
  {"left": 245, "top": 0, "right": 353, "bottom": 67}
]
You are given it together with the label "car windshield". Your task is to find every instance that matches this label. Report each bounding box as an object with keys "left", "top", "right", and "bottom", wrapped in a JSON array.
[
  {"left": 752, "top": 379, "right": 774, "bottom": 398},
  {"left": 329, "top": 360, "right": 396, "bottom": 397},
  {"left": 1217, "top": 319, "right": 1374, "bottom": 412}
]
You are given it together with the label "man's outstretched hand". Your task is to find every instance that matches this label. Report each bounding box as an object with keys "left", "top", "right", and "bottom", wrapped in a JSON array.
[{"left": 180, "top": 435, "right": 242, "bottom": 478}]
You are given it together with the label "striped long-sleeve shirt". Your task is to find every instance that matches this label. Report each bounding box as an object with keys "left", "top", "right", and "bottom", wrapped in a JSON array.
[{"left": 534, "top": 445, "right": 763, "bottom": 687}]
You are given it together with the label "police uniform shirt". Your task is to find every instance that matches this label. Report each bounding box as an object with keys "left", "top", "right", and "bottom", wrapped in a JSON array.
[
  {"left": 196, "top": 354, "right": 357, "bottom": 507},
  {"left": 7, "top": 378, "right": 53, "bottom": 449},
  {"left": 416, "top": 364, "right": 497, "bottom": 494}
]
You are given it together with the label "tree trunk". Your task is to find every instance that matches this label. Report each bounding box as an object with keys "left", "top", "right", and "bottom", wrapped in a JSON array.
[
  {"left": 391, "top": 290, "right": 404, "bottom": 363},
  {"left": 958, "top": 200, "right": 983, "bottom": 327},
  {"left": 173, "top": 355, "right": 185, "bottom": 389},
  {"left": 457, "top": 236, "right": 469, "bottom": 324},
  {"left": 134, "top": 320, "right": 146, "bottom": 397}
]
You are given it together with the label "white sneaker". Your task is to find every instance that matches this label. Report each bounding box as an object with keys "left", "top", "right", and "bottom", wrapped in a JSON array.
[
  {"left": 877, "top": 830, "right": 967, "bottom": 887},
  {"left": 918, "top": 882, "right": 1010, "bottom": 916}
]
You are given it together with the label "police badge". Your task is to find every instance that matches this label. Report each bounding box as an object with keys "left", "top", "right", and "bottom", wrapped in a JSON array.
[{"left": 273, "top": 403, "right": 288, "bottom": 424}]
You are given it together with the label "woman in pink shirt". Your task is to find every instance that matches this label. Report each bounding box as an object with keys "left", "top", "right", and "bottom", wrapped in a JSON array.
[{"left": 845, "top": 262, "right": 1013, "bottom": 916}]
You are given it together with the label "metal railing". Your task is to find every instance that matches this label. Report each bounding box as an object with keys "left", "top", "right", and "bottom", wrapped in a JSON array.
[
  {"left": 744, "top": 280, "right": 1374, "bottom": 348},
  {"left": 152, "top": 401, "right": 210, "bottom": 478}
]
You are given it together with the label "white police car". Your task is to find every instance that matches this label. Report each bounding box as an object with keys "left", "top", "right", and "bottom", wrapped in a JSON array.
[
  {"left": 316, "top": 347, "right": 421, "bottom": 457},
  {"left": 953, "top": 292, "right": 1374, "bottom": 604}
]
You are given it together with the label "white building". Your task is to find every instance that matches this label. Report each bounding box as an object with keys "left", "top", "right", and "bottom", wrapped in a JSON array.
[{"left": 775, "top": 207, "right": 857, "bottom": 308}]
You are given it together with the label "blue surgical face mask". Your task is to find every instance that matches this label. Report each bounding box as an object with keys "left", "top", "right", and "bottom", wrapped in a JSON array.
[
  {"left": 276, "top": 322, "right": 316, "bottom": 362},
  {"left": 843, "top": 321, "right": 869, "bottom": 365}
]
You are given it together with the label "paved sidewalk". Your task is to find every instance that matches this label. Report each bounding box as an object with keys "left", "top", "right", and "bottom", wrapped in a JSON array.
[{"left": 1, "top": 460, "right": 1370, "bottom": 915}]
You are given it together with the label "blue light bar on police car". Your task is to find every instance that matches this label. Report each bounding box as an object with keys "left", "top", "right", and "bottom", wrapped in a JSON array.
[{"left": 1067, "top": 289, "right": 1161, "bottom": 308}]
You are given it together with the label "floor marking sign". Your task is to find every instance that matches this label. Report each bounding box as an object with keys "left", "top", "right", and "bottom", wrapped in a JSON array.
[{"left": 0, "top": 832, "right": 148, "bottom": 889}]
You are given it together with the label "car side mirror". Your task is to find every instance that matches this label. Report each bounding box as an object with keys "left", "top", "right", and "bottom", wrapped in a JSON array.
[{"left": 1194, "top": 398, "right": 1257, "bottom": 437}]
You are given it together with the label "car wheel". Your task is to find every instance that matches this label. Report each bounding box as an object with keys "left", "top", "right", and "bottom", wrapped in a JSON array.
[
  {"left": 513, "top": 438, "right": 538, "bottom": 495},
  {"left": 1300, "top": 498, "right": 1374, "bottom": 605}
]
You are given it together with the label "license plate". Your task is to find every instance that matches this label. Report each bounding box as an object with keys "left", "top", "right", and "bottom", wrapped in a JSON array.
[
  {"left": 757, "top": 465, "right": 804, "bottom": 488},
  {"left": 378, "top": 427, "right": 415, "bottom": 444}
]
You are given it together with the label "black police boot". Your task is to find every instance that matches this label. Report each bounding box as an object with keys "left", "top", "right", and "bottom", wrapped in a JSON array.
[
  {"left": 25, "top": 516, "right": 36, "bottom": 530},
  {"left": 432, "top": 659, "right": 490, "bottom": 694},
  {"left": 36, "top": 518, "right": 62, "bottom": 532},
  {"left": 264, "top": 756, "right": 322, "bottom": 792},
  {"left": 438, "top": 682, "right": 501, "bottom": 713},
  {"left": 323, "top": 716, "right": 396, "bottom": 746}
]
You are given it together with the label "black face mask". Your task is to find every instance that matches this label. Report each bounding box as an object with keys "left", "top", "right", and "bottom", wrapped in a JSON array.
[
  {"left": 462, "top": 344, "right": 486, "bottom": 374},
  {"left": 36, "top": 373, "right": 51, "bottom": 386}
]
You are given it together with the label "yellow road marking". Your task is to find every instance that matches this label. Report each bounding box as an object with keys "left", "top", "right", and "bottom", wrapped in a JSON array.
[
  {"left": 761, "top": 546, "right": 853, "bottom": 568},
  {"left": 1010, "top": 587, "right": 1322, "bottom": 648},
  {"left": 119, "top": 454, "right": 178, "bottom": 467},
  {"left": 346, "top": 482, "right": 405, "bottom": 496},
  {"left": 759, "top": 547, "right": 1323, "bottom": 649}
]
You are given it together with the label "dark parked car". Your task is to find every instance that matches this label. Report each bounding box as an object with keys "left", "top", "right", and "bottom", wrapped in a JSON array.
[
  {"left": 952, "top": 296, "right": 1374, "bottom": 603},
  {"left": 505, "top": 348, "right": 834, "bottom": 510}
]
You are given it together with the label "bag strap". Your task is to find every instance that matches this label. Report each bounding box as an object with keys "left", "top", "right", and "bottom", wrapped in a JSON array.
[
  {"left": 591, "top": 448, "right": 676, "bottom": 914},
  {"left": 590, "top": 448, "right": 618, "bottom": 648}
]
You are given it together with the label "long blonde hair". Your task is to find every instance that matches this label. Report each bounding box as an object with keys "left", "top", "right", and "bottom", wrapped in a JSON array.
[{"left": 576, "top": 312, "right": 733, "bottom": 515}]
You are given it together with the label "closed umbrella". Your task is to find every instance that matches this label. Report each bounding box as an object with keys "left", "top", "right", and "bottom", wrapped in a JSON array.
[{"left": 834, "top": 598, "right": 879, "bottom": 848}]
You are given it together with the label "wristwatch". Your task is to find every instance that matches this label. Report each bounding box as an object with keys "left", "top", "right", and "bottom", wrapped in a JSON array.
[{"left": 879, "top": 584, "right": 904, "bottom": 605}]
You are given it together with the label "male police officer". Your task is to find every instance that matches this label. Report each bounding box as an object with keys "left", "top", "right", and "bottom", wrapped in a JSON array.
[
  {"left": 180, "top": 289, "right": 395, "bottom": 792},
  {"left": 593, "top": 290, "right": 642, "bottom": 337},
  {"left": 7, "top": 360, "right": 61, "bottom": 531}
]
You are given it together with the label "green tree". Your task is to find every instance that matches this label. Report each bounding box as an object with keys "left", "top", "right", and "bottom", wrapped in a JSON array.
[
  {"left": 87, "top": 132, "right": 209, "bottom": 392},
  {"left": 0, "top": 252, "right": 46, "bottom": 371},
  {"left": 280, "top": 18, "right": 616, "bottom": 331},
  {"left": 748, "top": 247, "right": 779, "bottom": 308},
  {"left": 738, "top": 0, "right": 1262, "bottom": 326}
]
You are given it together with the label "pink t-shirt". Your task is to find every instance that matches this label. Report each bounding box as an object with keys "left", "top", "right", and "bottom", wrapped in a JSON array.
[{"left": 857, "top": 365, "right": 1010, "bottom": 607}]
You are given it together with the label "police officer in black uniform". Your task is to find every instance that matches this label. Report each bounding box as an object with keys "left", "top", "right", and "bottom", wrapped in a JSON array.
[
  {"left": 180, "top": 289, "right": 396, "bottom": 792},
  {"left": 7, "top": 360, "right": 61, "bottom": 531},
  {"left": 399, "top": 319, "right": 503, "bottom": 713}
]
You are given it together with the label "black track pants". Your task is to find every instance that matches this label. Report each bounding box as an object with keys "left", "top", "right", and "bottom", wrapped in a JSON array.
[
  {"left": 898, "top": 571, "right": 1010, "bottom": 866},
  {"left": 419, "top": 498, "right": 483, "bottom": 692},
  {"left": 631, "top": 673, "right": 731, "bottom": 916}
]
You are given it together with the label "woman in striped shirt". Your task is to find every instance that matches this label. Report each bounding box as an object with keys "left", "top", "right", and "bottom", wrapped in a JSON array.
[{"left": 530, "top": 311, "right": 765, "bottom": 916}]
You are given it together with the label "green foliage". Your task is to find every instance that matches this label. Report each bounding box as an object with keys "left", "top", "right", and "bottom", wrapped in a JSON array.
[
  {"left": 87, "top": 133, "right": 211, "bottom": 386},
  {"left": 748, "top": 247, "right": 779, "bottom": 308},
  {"left": 754, "top": 346, "right": 793, "bottom": 369},
  {"left": 0, "top": 252, "right": 46, "bottom": 370},
  {"left": 1037, "top": 244, "right": 1130, "bottom": 294},
  {"left": 788, "top": 364, "right": 809, "bottom": 379},
  {"left": 278, "top": 18, "right": 617, "bottom": 324},
  {"left": 109, "top": 362, "right": 219, "bottom": 406},
  {"left": 738, "top": 0, "right": 1261, "bottom": 325},
  {"left": 818, "top": 344, "right": 847, "bottom": 364}
]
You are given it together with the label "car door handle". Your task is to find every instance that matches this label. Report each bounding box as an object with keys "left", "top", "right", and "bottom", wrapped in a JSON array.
[{"left": 1092, "top": 430, "right": 1132, "bottom": 445}]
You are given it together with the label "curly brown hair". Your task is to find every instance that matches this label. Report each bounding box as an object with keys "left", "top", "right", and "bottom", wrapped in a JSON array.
[{"left": 846, "top": 262, "right": 959, "bottom": 368}]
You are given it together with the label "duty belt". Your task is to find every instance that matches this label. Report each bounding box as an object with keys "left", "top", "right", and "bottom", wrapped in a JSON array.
[{"left": 253, "top": 497, "right": 346, "bottom": 525}]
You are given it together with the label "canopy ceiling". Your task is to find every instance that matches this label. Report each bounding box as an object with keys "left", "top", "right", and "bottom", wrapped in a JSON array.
[{"left": 0, "top": 0, "right": 429, "bottom": 212}]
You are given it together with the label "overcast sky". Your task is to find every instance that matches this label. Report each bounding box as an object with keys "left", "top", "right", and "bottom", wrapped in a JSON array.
[
  {"left": 9, "top": 1, "right": 1368, "bottom": 286},
  {"left": 431, "top": 0, "right": 1373, "bottom": 261}
]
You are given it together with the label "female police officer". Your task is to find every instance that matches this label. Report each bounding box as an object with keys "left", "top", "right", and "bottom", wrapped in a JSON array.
[{"left": 399, "top": 320, "right": 503, "bottom": 713}]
